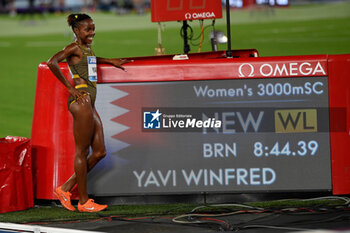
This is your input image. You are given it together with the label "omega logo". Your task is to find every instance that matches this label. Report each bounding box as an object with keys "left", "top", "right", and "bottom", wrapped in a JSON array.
[
  {"left": 238, "top": 63, "right": 254, "bottom": 77},
  {"left": 184, "top": 12, "right": 215, "bottom": 20},
  {"left": 238, "top": 62, "right": 326, "bottom": 78}
]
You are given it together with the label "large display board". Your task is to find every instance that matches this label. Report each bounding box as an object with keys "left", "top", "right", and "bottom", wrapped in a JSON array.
[
  {"left": 151, "top": 0, "right": 222, "bottom": 22},
  {"left": 32, "top": 53, "right": 350, "bottom": 199},
  {"left": 88, "top": 75, "right": 331, "bottom": 195}
]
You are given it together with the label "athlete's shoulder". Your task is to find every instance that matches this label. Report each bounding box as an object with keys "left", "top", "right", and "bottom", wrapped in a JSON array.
[
  {"left": 64, "top": 42, "right": 79, "bottom": 51},
  {"left": 63, "top": 42, "right": 81, "bottom": 56}
]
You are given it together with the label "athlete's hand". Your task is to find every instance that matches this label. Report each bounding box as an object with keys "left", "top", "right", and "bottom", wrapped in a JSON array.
[
  {"left": 111, "top": 59, "right": 133, "bottom": 71},
  {"left": 68, "top": 87, "right": 89, "bottom": 105}
]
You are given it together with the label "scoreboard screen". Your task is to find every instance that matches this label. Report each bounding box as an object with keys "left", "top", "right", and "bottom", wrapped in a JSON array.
[
  {"left": 151, "top": 0, "right": 223, "bottom": 22},
  {"left": 89, "top": 72, "right": 332, "bottom": 195}
]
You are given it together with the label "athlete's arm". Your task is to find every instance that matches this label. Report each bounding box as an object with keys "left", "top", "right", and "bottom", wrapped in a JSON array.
[
  {"left": 96, "top": 57, "right": 133, "bottom": 71},
  {"left": 47, "top": 44, "right": 86, "bottom": 103}
]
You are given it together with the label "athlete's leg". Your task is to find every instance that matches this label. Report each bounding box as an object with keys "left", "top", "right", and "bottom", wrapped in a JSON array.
[
  {"left": 86, "top": 108, "right": 107, "bottom": 168},
  {"left": 61, "top": 108, "right": 106, "bottom": 193},
  {"left": 68, "top": 96, "right": 94, "bottom": 205}
]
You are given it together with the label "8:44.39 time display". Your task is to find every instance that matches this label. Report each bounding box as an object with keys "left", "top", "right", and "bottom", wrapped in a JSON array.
[{"left": 253, "top": 141, "right": 319, "bottom": 157}]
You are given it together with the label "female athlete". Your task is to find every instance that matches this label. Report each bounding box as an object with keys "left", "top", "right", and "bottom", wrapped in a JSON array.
[{"left": 47, "top": 13, "right": 130, "bottom": 212}]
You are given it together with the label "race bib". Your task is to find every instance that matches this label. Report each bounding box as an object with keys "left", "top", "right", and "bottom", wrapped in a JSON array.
[{"left": 88, "top": 56, "right": 97, "bottom": 82}]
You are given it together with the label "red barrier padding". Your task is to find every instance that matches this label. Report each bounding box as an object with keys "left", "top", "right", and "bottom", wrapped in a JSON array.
[
  {"left": 31, "top": 63, "right": 75, "bottom": 199},
  {"left": 328, "top": 54, "right": 350, "bottom": 195},
  {"left": 0, "top": 136, "right": 33, "bottom": 213}
]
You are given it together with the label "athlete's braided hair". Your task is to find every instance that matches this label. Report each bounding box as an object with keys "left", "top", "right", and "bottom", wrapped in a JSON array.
[{"left": 67, "top": 13, "right": 91, "bottom": 30}]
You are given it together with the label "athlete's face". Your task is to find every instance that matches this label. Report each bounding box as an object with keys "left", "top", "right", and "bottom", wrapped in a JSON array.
[{"left": 75, "top": 19, "right": 95, "bottom": 45}]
